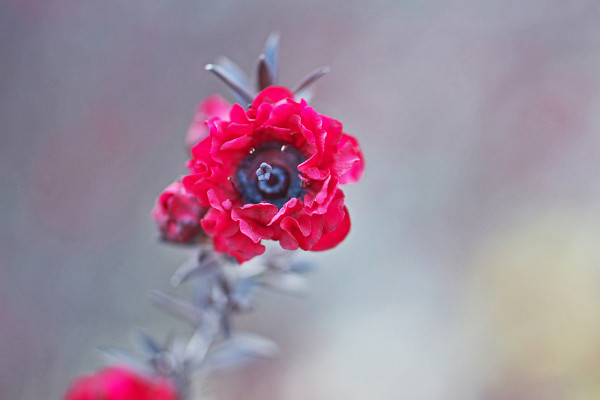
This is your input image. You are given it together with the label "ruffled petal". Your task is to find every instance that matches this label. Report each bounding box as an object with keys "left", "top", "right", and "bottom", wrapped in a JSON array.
[
  {"left": 229, "top": 103, "right": 250, "bottom": 124},
  {"left": 279, "top": 212, "right": 324, "bottom": 250},
  {"left": 321, "top": 115, "right": 343, "bottom": 154},
  {"left": 223, "top": 231, "right": 267, "bottom": 263},
  {"left": 337, "top": 133, "right": 364, "bottom": 184},
  {"left": 311, "top": 206, "right": 351, "bottom": 251},
  {"left": 268, "top": 197, "right": 304, "bottom": 226},
  {"left": 304, "top": 175, "right": 339, "bottom": 215},
  {"left": 199, "top": 189, "right": 238, "bottom": 237},
  {"left": 322, "top": 189, "right": 345, "bottom": 234},
  {"left": 231, "top": 202, "right": 279, "bottom": 243},
  {"left": 251, "top": 86, "right": 295, "bottom": 108}
]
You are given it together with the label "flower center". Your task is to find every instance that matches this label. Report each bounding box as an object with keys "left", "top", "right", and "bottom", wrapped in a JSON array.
[{"left": 236, "top": 142, "right": 305, "bottom": 208}]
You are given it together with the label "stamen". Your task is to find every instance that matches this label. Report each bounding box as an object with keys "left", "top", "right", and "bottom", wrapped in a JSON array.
[
  {"left": 281, "top": 145, "right": 288, "bottom": 152},
  {"left": 256, "top": 162, "right": 272, "bottom": 182},
  {"left": 228, "top": 176, "right": 239, "bottom": 192},
  {"left": 249, "top": 147, "right": 256, "bottom": 154}
]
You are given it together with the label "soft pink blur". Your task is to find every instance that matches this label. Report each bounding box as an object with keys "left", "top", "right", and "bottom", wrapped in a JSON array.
[
  {"left": 3, "top": 1, "right": 600, "bottom": 399},
  {"left": 185, "top": 94, "right": 231, "bottom": 150}
]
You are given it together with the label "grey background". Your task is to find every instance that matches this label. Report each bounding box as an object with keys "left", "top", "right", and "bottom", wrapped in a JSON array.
[{"left": 3, "top": 1, "right": 600, "bottom": 399}]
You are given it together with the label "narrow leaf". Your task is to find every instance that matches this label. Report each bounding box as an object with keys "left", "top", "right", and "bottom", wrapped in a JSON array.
[
  {"left": 215, "top": 56, "right": 251, "bottom": 93},
  {"left": 257, "top": 32, "right": 280, "bottom": 90},
  {"left": 257, "top": 56, "right": 272, "bottom": 90},
  {"left": 205, "top": 64, "right": 253, "bottom": 105},
  {"left": 293, "top": 66, "right": 330, "bottom": 95},
  {"left": 151, "top": 290, "right": 203, "bottom": 325},
  {"left": 135, "top": 329, "right": 162, "bottom": 355},
  {"left": 170, "top": 255, "right": 202, "bottom": 287}
]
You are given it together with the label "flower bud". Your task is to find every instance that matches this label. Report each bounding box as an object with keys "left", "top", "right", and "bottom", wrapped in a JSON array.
[
  {"left": 152, "top": 181, "right": 207, "bottom": 243},
  {"left": 62, "top": 366, "right": 177, "bottom": 400}
]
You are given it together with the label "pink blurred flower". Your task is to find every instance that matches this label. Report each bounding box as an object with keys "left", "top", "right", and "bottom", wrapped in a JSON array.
[
  {"left": 62, "top": 366, "right": 178, "bottom": 400},
  {"left": 185, "top": 94, "right": 231, "bottom": 151}
]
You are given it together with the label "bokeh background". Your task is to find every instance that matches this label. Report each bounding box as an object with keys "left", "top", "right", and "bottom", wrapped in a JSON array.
[{"left": 3, "top": 1, "right": 600, "bottom": 399}]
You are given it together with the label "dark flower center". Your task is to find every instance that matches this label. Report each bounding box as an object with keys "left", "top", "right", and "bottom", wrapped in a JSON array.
[{"left": 236, "top": 142, "right": 305, "bottom": 208}]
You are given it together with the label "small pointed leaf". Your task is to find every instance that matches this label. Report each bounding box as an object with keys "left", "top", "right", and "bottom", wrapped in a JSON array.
[
  {"left": 293, "top": 66, "right": 330, "bottom": 95},
  {"left": 205, "top": 64, "right": 253, "bottom": 105},
  {"left": 257, "top": 56, "right": 272, "bottom": 90},
  {"left": 135, "top": 329, "right": 162, "bottom": 356},
  {"left": 257, "top": 32, "right": 280, "bottom": 90},
  {"left": 171, "top": 255, "right": 202, "bottom": 287},
  {"left": 215, "top": 56, "right": 251, "bottom": 93},
  {"left": 151, "top": 290, "right": 203, "bottom": 325}
]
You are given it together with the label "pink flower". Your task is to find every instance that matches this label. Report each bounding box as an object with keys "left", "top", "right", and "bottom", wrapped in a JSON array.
[
  {"left": 62, "top": 366, "right": 178, "bottom": 400},
  {"left": 183, "top": 86, "right": 364, "bottom": 263},
  {"left": 185, "top": 95, "right": 231, "bottom": 151},
  {"left": 152, "top": 180, "right": 207, "bottom": 243}
]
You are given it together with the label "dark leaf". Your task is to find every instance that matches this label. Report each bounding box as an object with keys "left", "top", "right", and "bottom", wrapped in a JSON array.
[
  {"left": 135, "top": 329, "right": 162, "bottom": 356},
  {"left": 257, "top": 56, "right": 272, "bottom": 91},
  {"left": 205, "top": 64, "right": 253, "bottom": 105},
  {"left": 257, "top": 32, "right": 280, "bottom": 90},
  {"left": 215, "top": 56, "right": 251, "bottom": 94},
  {"left": 293, "top": 66, "right": 330, "bottom": 95}
]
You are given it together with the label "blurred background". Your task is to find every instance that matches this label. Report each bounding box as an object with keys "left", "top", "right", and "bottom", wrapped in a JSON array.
[{"left": 3, "top": 0, "right": 600, "bottom": 399}]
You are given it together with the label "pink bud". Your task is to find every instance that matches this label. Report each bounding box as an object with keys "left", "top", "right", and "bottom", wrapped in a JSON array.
[{"left": 152, "top": 181, "right": 207, "bottom": 243}]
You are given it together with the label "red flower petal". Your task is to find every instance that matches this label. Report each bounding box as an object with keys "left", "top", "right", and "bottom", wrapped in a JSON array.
[
  {"left": 222, "top": 231, "right": 267, "bottom": 263},
  {"left": 311, "top": 206, "right": 351, "bottom": 251},
  {"left": 251, "top": 86, "right": 295, "bottom": 108},
  {"left": 200, "top": 189, "right": 238, "bottom": 237},
  {"left": 321, "top": 115, "right": 343, "bottom": 154},
  {"left": 304, "top": 175, "right": 339, "bottom": 215},
  {"left": 231, "top": 202, "right": 279, "bottom": 243},
  {"left": 322, "top": 189, "right": 345, "bottom": 234},
  {"left": 337, "top": 133, "right": 364, "bottom": 184},
  {"left": 268, "top": 198, "right": 304, "bottom": 226},
  {"left": 280, "top": 212, "right": 324, "bottom": 250},
  {"left": 254, "top": 103, "right": 273, "bottom": 126},
  {"left": 229, "top": 103, "right": 250, "bottom": 123},
  {"left": 299, "top": 107, "right": 325, "bottom": 152}
]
